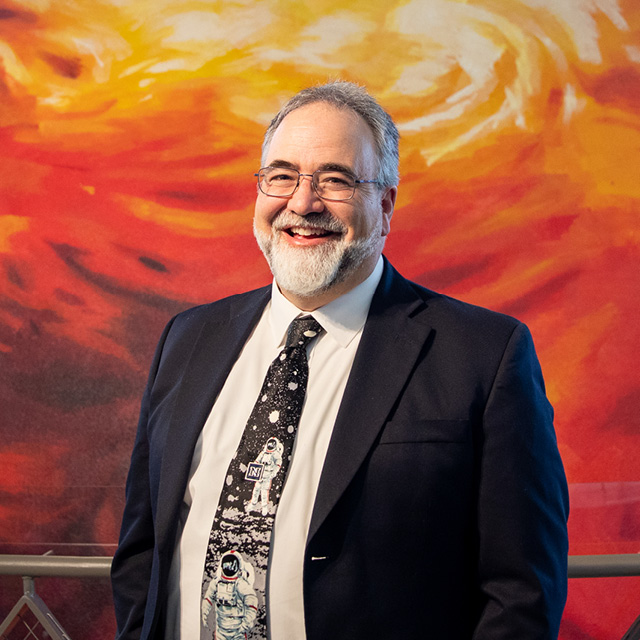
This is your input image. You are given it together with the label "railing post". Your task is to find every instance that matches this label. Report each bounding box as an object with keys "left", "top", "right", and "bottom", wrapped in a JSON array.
[
  {"left": 22, "top": 576, "right": 35, "bottom": 597},
  {"left": 0, "top": 573, "right": 72, "bottom": 640}
]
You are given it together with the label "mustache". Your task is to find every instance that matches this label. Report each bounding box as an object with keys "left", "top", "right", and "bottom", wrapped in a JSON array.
[{"left": 271, "top": 211, "right": 347, "bottom": 234}]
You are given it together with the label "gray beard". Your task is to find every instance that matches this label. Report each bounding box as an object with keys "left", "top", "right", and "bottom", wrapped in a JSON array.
[{"left": 253, "top": 212, "right": 382, "bottom": 300}]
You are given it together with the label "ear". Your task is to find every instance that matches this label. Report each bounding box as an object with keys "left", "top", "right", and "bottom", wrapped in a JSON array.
[{"left": 380, "top": 186, "right": 397, "bottom": 237}]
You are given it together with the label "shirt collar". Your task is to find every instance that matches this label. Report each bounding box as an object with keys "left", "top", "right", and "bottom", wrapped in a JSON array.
[{"left": 269, "top": 256, "right": 384, "bottom": 349}]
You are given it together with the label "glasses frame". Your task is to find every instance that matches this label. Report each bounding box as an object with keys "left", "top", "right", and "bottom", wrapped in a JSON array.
[{"left": 254, "top": 167, "right": 379, "bottom": 202}]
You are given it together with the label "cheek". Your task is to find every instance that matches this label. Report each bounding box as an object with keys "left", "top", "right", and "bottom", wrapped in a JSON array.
[
  {"left": 347, "top": 204, "right": 381, "bottom": 238},
  {"left": 328, "top": 204, "right": 363, "bottom": 236},
  {"left": 254, "top": 197, "right": 280, "bottom": 228}
]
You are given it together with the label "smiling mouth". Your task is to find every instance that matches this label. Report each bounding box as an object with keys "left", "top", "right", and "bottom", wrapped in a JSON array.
[{"left": 284, "top": 226, "right": 336, "bottom": 239}]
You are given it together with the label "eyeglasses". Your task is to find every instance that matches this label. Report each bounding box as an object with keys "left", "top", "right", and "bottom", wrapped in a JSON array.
[{"left": 255, "top": 167, "right": 379, "bottom": 202}]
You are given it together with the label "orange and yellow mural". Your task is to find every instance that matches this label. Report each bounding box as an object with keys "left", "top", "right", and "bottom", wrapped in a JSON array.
[{"left": 1, "top": 0, "right": 639, "bottom": 637}]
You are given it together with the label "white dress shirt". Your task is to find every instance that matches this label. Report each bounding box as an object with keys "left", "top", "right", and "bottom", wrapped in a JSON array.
[{"left": 165, "top": 257, "right": 383, "bottom": 639}]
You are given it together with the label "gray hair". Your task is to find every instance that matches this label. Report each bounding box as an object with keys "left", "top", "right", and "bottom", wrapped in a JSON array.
[{"left": 261, "top": 81, "right": 399, "bottom": 188}]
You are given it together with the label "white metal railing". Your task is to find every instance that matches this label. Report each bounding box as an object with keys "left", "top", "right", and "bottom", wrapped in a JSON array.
[
  {"left": 0, "top": 555, "right": 111, "bottom": 579},
  {"left": 2, "top": 552, "right": 640, "bottom": 579},
  {"left": 1, "top": 554, "right": 640, "bottom": 639}
]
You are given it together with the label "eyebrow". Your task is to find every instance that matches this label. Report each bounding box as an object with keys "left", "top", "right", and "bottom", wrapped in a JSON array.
[
  {"left": 267, "top": 159, "right": 356, "bottom": 176},
  {"left": 317, "top": 162, "right": 356, "bottom": 176},
  {"left": 267, "top": 159, "right": 298, "bottom": 170}
]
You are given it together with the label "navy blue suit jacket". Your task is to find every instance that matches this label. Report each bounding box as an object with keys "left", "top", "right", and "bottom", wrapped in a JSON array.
[{"left": 112, "top": 259, "right": 569, "bottom": 639}]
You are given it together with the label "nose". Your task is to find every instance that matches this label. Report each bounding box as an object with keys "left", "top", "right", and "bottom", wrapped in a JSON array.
[{"left": 287, "top": 174, "right": 325, "bottom": 216}]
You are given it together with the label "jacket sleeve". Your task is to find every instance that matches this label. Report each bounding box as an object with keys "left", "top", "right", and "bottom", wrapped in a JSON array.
[
  {"left": 110, "top": 318, "right": 175, "bottom": 640},
  {"left": 474, "top": 322, "right": 569, "bottom": 639}
]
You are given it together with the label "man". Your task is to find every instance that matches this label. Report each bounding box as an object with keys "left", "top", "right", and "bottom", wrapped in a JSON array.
[{"left": 112, "top": 81, "right": 569, "bottom": 639}]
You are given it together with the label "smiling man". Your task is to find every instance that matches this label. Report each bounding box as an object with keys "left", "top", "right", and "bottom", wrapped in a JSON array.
[
  {"left": 253, "top": 101, "right": 395, "bottom": 310},
  {"left": 112, "top": 82, "right": 569, "bottom": 640}
]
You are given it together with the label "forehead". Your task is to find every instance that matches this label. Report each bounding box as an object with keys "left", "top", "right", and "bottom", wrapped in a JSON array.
[{"left": 264, "top": 103, "right": 377, "bottom": 173}]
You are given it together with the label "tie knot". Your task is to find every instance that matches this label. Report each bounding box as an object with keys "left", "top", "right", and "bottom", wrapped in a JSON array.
[{"left": 285, "top": 316, "right": 324, "bottom": 349}]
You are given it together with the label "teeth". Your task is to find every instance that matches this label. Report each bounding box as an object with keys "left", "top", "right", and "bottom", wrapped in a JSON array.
[{"left": 290, "top": 227, "right": 327, "bottom": 236}]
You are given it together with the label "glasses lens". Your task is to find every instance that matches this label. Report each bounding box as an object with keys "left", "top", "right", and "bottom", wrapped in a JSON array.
[
  {"left": 259, "top": 168, "right": 299, "bottom": 196},
  {"left": 314, "top": 171, "right": 356, "bottom": 201},
  {"left": 257, "top": 168, "right": 358, "bottom": 201}
]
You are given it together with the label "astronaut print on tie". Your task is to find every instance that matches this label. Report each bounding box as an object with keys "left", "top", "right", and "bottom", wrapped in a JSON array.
[{"left": 201, "top": 315, "right": 324, "bottom": 640}]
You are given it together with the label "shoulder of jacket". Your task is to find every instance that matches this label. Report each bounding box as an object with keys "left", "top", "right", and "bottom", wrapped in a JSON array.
[
  {"left": 406, "top": 278, "right": 523, "bottom": 336},
  {"left": 169, "top": 285, "right": 270, "bottom": 328}
]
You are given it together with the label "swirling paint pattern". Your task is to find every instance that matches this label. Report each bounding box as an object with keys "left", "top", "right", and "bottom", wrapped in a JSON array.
[{"left": 1, "top": 1, "right": 639, "bottom": 637}]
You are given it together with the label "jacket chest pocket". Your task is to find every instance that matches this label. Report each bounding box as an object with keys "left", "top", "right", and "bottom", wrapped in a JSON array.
[{"left": 379, "top": 419, "right": 470, "bottom": 444}]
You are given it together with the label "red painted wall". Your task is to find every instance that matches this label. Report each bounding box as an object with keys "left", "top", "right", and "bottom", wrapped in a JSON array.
[{"left": 1, "top": 1, "right": 639, "bottom": 637}]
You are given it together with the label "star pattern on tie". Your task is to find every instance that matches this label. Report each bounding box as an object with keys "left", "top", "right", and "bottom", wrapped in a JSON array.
[{"left": 201, "top": 316, "right": 324, "bottom": 640}]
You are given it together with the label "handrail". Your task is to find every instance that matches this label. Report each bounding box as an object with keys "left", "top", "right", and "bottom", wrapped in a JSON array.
[
  {"left": 568, "top": 554, "right": 640, "bottom": 578},
  {"left": 0, "top": 555, "right": 111, "bottom": 578},
  {"left": 0, "top": 554, "right": 640, "bottom": 579}
]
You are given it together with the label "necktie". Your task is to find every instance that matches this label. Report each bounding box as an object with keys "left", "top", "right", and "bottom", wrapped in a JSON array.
[{"left": 201, "top": 315, "right": 324, "bottom": 640}]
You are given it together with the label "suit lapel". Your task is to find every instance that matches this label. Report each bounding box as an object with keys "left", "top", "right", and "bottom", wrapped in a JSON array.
[
  {"left": 155, "top": 287, "right": 270, "bottom": 549},
  {"left": 151, "top": 265, "right": 433, "bottom": 551},
  {"left": 308, "top": 262, "right": 433, "bottom": 541}
]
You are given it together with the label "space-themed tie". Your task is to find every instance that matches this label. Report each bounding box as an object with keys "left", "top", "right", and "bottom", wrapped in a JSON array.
[{"left": 201, "top": 315, "right": 324, "bottom": 640}]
